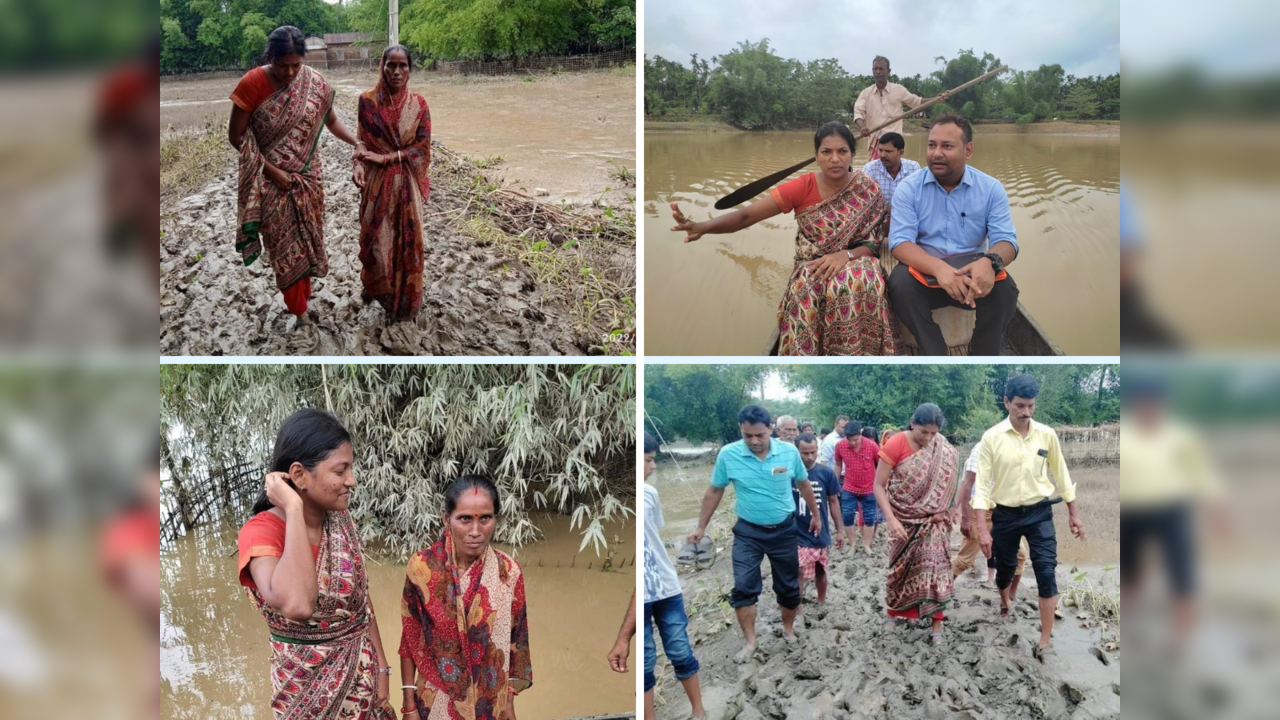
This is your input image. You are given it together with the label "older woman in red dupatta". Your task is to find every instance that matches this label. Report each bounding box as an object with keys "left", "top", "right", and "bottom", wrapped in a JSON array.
[
  {"left": 669, "top": 122, "right": 898, "bottom": 356},
  {"left": 236, "top": 408, "right": 396, "bottom": 719},
  {"left": 228, "top": 26, "right": 362, "bottom": 321},
  {"left": 872, "top": 403, "right": 960, "bottom": 644},
  {"left": 399, "top": 476, "right": 532, "bottom": 720},
  {"left": 353, "top": 45, "right": 431, "bottom": 322}
]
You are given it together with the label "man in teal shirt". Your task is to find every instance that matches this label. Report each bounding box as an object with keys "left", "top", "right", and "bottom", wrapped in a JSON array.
[{"left": 687, "top": 405, "right": 821, "bottom": 662}]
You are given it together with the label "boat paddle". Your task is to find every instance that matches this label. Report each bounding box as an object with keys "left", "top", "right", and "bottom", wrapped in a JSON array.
[{"left": 712, "top": 65, "right": 1008, "bottom": 210}]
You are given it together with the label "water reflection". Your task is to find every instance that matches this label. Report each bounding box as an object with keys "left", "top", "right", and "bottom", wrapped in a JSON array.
[
  {"left": 644, "top": 129, "right": 1119, "bottom": 355},
  {"left": 161, "top": 513, "right": 637, "bottom": 720}
]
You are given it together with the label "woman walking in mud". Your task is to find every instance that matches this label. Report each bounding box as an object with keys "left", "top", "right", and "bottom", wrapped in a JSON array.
[
  {"left": 235, "top": 408, "right": 396, "bottom": 719},
  {"left": 353, "top": 45, "right": 432, "bottom": 322},
  {"left": 228, "top": 25, "right": 362, "bottom": 325},
  {"left": 872, "top": 403, "right": 959, "bottom": 645},
  {"left": 670, "top": 121, "right": 897, "bottom": 355},
  {"left": 399, "top": 475, "right": 532, "bottom": 720}
]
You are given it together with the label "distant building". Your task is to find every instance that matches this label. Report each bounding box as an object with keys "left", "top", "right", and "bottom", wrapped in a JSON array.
[
  {"left": 323, "top": 32, "right": 377, "bottom": 65},
  {"left": 304, "top": 35, "right": 328, "bottom": 67}
]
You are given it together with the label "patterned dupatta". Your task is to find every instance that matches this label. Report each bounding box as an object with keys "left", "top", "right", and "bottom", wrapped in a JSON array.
[
  {"left": 243, "top": 510, "right": 394, "bottom": 720},
  {"left": 791, "top": 172, "right": 887, "bottom": 263},
  {"left": 884, "top": 434, "right": 960, "bottom": 618},
  {"left": 356, "top": 78, "right": 431, "bottom": 320},
  {"left": 235, "top": 64, "right": 335, "bottom": 291},
  {"left": 400, "top": 532, "right": 532, "bottom": 720}
]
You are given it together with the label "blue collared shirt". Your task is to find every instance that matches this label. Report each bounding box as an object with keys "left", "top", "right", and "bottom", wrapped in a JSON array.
[
  {"left": 888, "top": 165, "right": 1019, "bottom": 258},
  {"left": 861, "top": 158, "right": 921, "bottom": 207},
  {"left": 711, "top": 439, "right": 808, "bottom": 526}
]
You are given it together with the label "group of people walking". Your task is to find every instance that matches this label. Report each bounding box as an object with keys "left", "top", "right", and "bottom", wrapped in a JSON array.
[
  {"left": 229, "top": 26, "right": 432, "bottom": 327},
  {"left": 670, "top": 54, "right": 1021, "bottom": 356},
  {"left": 640, "top": 374, "right": 1084, "bottom": 720},
  {"left": 235, "top": 408, "right": 531, "bottom": 720}
]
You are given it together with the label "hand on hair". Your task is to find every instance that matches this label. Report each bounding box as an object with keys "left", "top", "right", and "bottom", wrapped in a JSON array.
[{"left": 265, "top": 472, "right": 302, "bottom": 511}]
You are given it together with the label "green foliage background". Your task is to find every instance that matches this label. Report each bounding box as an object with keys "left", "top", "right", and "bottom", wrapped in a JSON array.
[
  {"left": 645, "top": 365, "right": 1119, "bottom": 446},
  {"left": 160, "top": 0, "right": 635, "bottom": 73},
  {"left": 645, "top": 46, "right": 1119, "bottom": 129}
]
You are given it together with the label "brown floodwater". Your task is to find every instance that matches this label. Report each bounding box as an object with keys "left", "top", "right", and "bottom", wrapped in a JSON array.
[
  {"left": 161, "top": 512, "right": 637, "bottom": 720},
  {"left": 643, "top": 129, "right": 1119, "bottom": 356},
  {"left": 160, "top": 68, "right": 636, "bottom": 204}
]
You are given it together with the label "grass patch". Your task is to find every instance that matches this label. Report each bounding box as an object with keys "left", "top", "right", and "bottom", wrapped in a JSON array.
[
  {"left": 607, "top": 161, "right": 635, "bottom": 186},
  {"left": 471, "top": 154, "right": 504, "bottom": 169},
  {"left": 610, "top": 62, "right": 636, "bottom": 77},
  {"left": 161, "top": 121, "right": 235, "bottom": 202}
]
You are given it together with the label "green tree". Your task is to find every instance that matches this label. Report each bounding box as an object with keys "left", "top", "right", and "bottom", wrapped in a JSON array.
[
  {"left": 708, "top": 39, "right": 794, "bottom": 128},
  {"left": 643, "top": 365, "right": 768, "bottom": 444}
]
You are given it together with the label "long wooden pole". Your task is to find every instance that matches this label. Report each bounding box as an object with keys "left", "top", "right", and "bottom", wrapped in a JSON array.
[{"left": 713, "top": 65, "right": 1008, "bottom": 210}]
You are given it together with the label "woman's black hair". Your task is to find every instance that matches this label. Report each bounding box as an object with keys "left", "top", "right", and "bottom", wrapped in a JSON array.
[
  {"left": 909, "top": 403, "right": 946, "bottom": 430},
  {"left": 862, "top": 425, "right": 879, "bottom": 441},
  {"left": 381, "top": 44, "right": 413, "bottom": 69},
  {"left": 264, "top": 26, "right": 307, "bottom": 63},
  {"left": 444, "top": 475, "right": 501, "bottom": 516},
  {"left": 814, "top": 121, "right": 857, "bottom": 155},
  {"left": 251, "top": 408, "right": 353, "bottom": 515}
]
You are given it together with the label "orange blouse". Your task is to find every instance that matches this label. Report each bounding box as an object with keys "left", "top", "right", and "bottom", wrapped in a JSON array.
[
  {"left": 230, "top": 67, "right": 275, "bottom": 114},
  {"left": 236, "top": 511, "right": 320, "bottom": 590},
  {"left": 878, "top": 431, "right": 919, "bottom": 469},
  {"left": 769, "top": 172, "right": 825, "bottom": 214}
]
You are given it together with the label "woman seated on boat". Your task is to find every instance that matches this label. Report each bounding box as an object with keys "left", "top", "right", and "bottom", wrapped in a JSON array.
[{"left": 670, "top": 122, "right": 897, "bottom": 355}]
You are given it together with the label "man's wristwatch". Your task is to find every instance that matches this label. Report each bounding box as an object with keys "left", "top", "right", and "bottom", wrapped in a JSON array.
[{"left": 983, "top": 252, "right": 1004, "bottom": 274}]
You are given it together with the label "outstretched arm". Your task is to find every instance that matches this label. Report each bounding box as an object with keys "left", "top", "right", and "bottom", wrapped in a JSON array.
[
  {"left": 671, "top": 194, "right": 783, "bottom": 243},
  {"left": 608, "top": 592, "right": 637, "bottom": 673}
]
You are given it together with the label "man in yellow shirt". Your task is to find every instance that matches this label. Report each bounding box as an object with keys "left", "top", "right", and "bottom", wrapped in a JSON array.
[{"left": 975, "top": 375, "right": 1085, "bottom": 658}]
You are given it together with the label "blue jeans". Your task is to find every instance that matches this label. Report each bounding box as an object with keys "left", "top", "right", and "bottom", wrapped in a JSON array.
[
  {"left": 842, "top": 490, "right": 883, "bottom": 526},
  {"left": 643, "top": 594, "right": 700, "bottom": 692}
]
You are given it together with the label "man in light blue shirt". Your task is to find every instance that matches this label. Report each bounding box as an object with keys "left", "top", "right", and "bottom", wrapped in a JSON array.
[
  {"left": 860, "top": 131, "right": 921, "bottom": 208},
  {"left": 687, "top": 405, "right": 820, "bottom": 662},
  {"left": 886, "top": 114, "right": 1021, "bottom": 355}
]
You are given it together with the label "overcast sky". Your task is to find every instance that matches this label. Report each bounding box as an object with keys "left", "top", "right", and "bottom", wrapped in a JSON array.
[{"left": 645, "top": 0, "right": 1119, "bottom": 78}]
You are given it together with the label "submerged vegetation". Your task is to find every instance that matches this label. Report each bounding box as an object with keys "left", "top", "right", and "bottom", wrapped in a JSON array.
[{"left": 161, "top": 364, "right": 636, "bottom": 559}]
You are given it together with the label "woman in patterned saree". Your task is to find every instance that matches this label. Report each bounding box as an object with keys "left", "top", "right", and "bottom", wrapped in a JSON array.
[
  {"left": 872, "top": 403, "right": 960, "bottom": 645},
  {"left": 669, "top": 121, "right": 897, "bottom": 355},
  {"left": 353, "top": 45, "right": 432, "bottom": 322},
  {"left": 228, "top": 26, "right": 363, "bottom": 324},
  {"left": 399, "top": 476, "right": 532, "bottom": 720},
  {"left": 236, "top": 408, "right": 396, "bottom": 719}
]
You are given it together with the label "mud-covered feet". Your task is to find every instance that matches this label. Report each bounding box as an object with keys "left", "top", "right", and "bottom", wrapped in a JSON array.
[
  {"left": 733, "top": 644, "right": 757, "bottom": 664},
  {"left": 1033, "top": 641, "right": 1055, "bottom": 663}
]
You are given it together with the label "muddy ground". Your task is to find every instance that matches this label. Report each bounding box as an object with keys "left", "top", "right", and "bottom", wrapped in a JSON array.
[
  {"left": 653, "top": 523, "right": 1120, "bottom": 720},
  {"left": 160, "top": 71, "right": 635, "bottom": 356}
]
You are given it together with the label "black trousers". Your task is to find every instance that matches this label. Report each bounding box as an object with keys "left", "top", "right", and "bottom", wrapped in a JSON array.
[
  {"left": 730, "top": 516, "right": 801, "bottom": 610},
  {"left": 1120, "top": 504, "right": 1195, "bottom": 597},
  {"left": 887, "top": 263, "right": 1020, "bottom": 356},
  {"left": 991, "top": 500, "right": 1059, "bottom": 598}
]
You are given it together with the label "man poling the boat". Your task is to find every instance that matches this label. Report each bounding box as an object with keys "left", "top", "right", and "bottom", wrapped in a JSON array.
[{"left": 854, "top": 55, "right": 950, "bottom": 161}]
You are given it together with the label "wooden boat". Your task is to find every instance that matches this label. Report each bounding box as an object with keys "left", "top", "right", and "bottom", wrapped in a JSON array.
[{"left": 762, "top": 301, "right": 1064, "bottom": 356}]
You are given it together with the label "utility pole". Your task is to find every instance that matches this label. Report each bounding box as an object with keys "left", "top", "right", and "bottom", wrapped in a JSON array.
[{"left": 389, "top": 0, "right": 399, "bottom": 46}]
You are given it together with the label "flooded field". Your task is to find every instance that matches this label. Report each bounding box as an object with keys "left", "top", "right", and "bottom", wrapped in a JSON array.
[
  {"left": 160, "top": 512, "right": 636, "bottom": 720},
  {"left": 162, "top": 68, "right": 636, "bottom": 205},
  {"left": 643, "top": 128, "right": 1119, "bottom": 356}
]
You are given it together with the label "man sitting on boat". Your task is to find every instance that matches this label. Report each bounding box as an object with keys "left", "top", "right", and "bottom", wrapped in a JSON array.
[
  {"left": 860, "top": 132, "right": 921, "bottom": 209},
  {"left": 885, "top": 114, "right": 1020, "bottom": 356}
]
